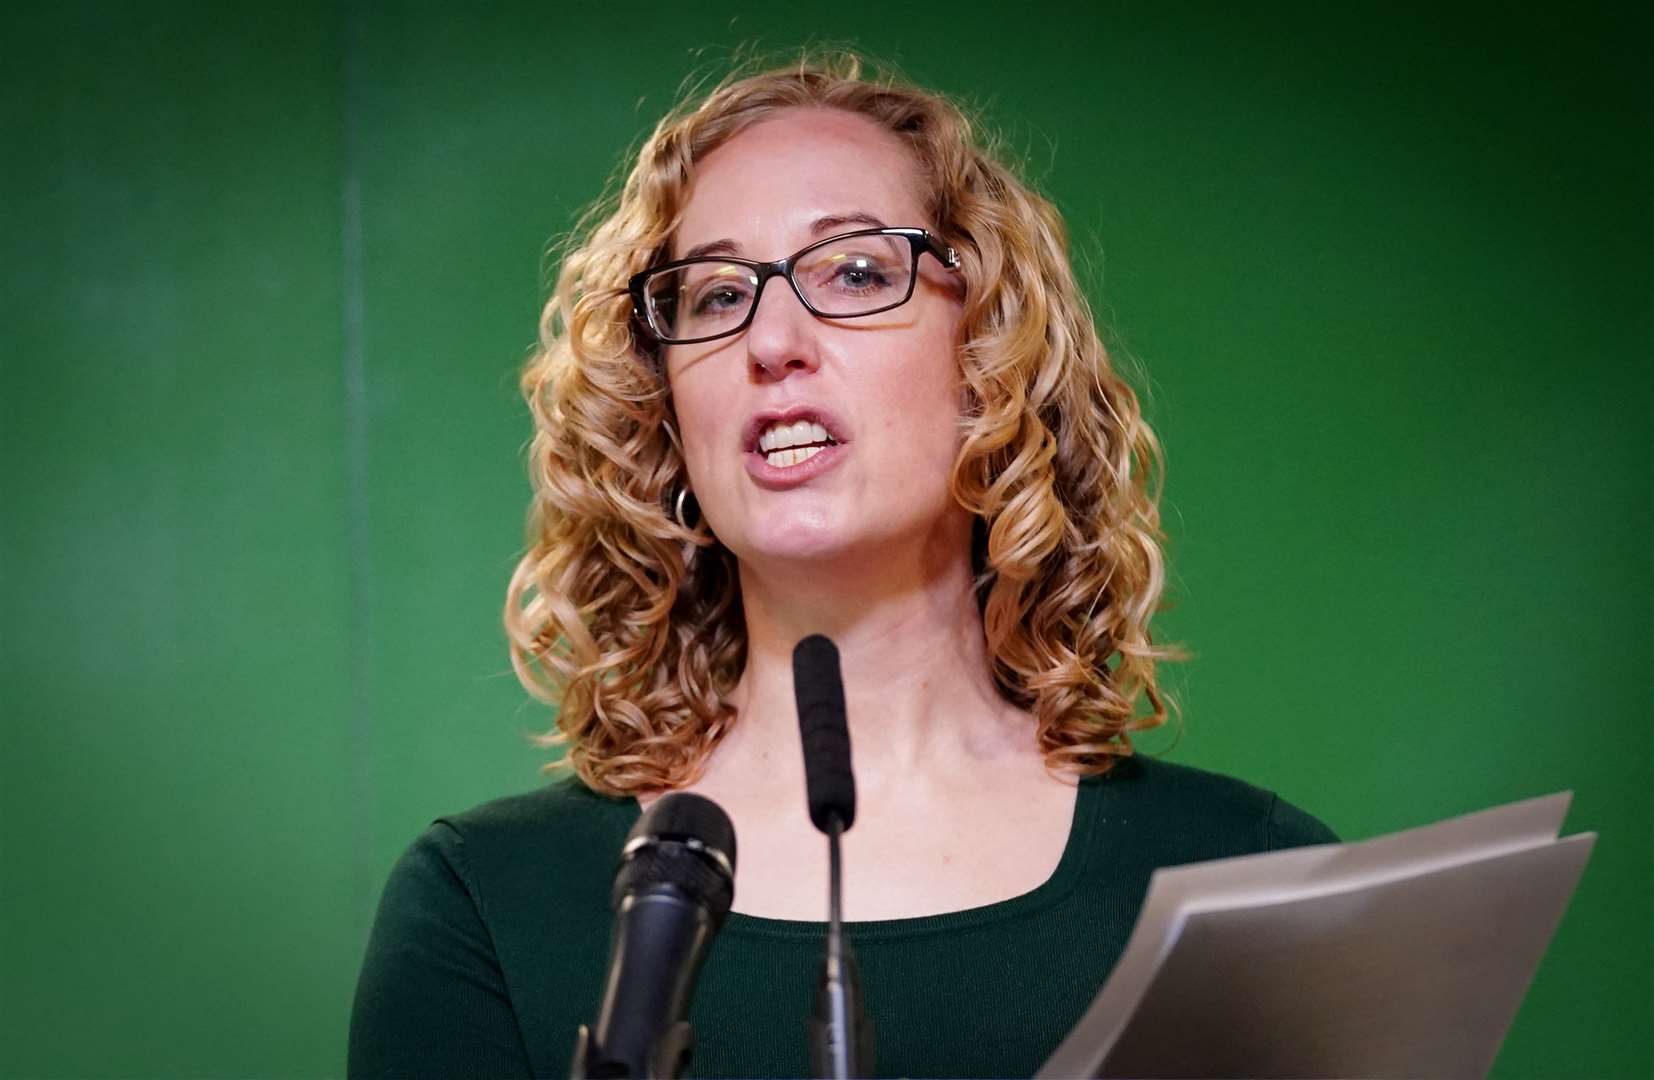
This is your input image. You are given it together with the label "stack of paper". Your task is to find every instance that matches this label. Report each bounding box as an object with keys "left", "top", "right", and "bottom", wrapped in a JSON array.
[{"left": 1037, "top": 794, "right": 1594, "bottom": 1079}]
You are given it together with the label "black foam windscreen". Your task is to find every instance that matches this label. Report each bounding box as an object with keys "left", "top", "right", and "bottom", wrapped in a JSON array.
[
  {"left": 793, "top": 634, "right": 856, "bottom": 833},
  {"left": 615, "top": 792, "right": 738, "bottom": 919}
]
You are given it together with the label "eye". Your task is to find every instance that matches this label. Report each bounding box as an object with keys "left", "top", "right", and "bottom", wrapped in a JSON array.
[
  {"left": 816, "top": 254, "right": 897, "bottom": 295},
  {"left": 834, "top": 260, "right": 889, "bottom": 291},
  {"left": 688, "top": 275, "right": 754, "bottom": 316}
]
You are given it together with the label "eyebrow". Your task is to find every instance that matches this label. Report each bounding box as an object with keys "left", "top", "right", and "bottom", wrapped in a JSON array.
[{"left": 680, "top": 212, "right": 891, "bottom": 261}]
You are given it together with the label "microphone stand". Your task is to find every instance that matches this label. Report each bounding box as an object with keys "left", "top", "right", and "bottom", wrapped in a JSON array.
[{"left": 812, "top": 814, "right": 871, "bottom": 1079}]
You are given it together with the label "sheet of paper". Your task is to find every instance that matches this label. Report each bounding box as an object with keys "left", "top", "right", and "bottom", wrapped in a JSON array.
[{"left": 1038, "top": 794, "right": 1588, "bottom": 1079}]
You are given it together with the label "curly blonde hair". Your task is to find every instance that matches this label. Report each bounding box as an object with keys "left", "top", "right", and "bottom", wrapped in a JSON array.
[{"left": 505, "top": 51, "right": 1181, "bottom": 796}]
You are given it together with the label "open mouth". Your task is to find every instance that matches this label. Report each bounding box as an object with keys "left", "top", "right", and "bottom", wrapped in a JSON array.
[{"left": 756, "top": 419, "right": 839, "bottom": 468}]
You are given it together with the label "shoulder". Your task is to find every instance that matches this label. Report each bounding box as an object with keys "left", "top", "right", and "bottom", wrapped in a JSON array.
[
  {"left": 372, "top": 773, "right": 638, "bottom": 936},
  {"left": 415, "top": 773, "right": 639, "bottom": 905},
  {"left": 354, "top": 776, "right": 633, "bottom": 1078},
  {"left": 433, "top": 771, "right": 637, "bottom": 845},
  {"left": 370, "top": 774, "right": 637, "bottom": 999},
  {"left": 1087, "top": 753, "right": 1337, "bottom": 857}
]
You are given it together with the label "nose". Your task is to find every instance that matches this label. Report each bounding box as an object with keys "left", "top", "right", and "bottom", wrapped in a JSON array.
[{"left": 743, "top": 274, "right": 821, "bottom": 381}]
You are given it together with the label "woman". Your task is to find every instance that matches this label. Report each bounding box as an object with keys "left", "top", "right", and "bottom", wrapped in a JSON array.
[{"left": 350, "top": 53, "right": 1333, "bottom": 1079}]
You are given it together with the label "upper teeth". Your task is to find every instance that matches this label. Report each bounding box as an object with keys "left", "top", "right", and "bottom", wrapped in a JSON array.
[{"left": 758, "top": 420, "right": 833, "bottom": 452}]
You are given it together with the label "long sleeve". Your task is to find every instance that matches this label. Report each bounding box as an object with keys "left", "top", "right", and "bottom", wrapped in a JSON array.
[{"left": 349, "top": 823, "right": 535, "bottom": 1079}]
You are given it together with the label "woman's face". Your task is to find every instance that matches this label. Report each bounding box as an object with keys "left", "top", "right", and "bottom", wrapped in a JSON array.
[{"left": 664, "top": 108, "right": 968, "bottom": 574}]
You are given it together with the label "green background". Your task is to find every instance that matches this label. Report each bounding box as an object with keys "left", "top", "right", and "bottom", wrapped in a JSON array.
[{"left": 3, "top": 3, "right": 1648, "bottom": 1077}]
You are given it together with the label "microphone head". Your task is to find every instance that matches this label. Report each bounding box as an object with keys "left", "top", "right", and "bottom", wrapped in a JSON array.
[
  {"left": 793, "top": 634, "right": 856, "bottom": 834},
  {"left": 615, "top": 792, "right": 737, "bottom": 923}
]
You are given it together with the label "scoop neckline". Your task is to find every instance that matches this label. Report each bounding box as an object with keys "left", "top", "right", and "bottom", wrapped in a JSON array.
[{"left": 623, "top": 775, "right": 1103, "bottom": 942}]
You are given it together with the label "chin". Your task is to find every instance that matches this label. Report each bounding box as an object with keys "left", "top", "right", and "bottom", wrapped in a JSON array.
[
  {"left": 722, "top": 490, "right": 971, "bottom": 568},
  {"left": 729, "top": 521, "right": 862, "bottom": 566}
]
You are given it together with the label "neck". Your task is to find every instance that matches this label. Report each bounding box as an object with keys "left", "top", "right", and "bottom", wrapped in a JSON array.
[{"left": 708, "top": 517, "right": 1029, "bottom": 793}]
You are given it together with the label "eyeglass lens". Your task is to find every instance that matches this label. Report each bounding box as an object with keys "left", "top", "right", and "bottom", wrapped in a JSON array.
[{"left": 645, "top": 232, "right": 915, "bottom": 341}]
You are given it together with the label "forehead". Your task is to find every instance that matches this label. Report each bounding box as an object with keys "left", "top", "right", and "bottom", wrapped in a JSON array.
[{"left": 674, "top": 108, "right": 928, "bottom": 256}]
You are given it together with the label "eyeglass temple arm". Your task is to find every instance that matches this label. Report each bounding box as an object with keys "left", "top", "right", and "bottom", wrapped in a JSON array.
[{"left": 925, "top": 235, "right": 962, "bottom": 270}]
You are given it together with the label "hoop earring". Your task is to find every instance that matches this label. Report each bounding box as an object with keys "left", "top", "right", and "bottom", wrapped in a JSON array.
[{"left": 672, "top": 485, "right": 701, "bottom": 531}]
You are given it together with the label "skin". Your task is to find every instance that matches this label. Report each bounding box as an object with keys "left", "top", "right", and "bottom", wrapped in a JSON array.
[{"left": 649, "top": 107, "right": 1077, "bottom": 922}]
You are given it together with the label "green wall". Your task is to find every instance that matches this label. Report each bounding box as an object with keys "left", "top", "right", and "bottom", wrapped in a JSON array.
[{"left": 3, "top": 3, "right": 1648, "bottom": 1077}]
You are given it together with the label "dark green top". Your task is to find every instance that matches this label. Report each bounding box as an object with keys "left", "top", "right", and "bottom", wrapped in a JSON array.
[{"left": 349, "top": 755, "right": 1335, "bottom": 1079}]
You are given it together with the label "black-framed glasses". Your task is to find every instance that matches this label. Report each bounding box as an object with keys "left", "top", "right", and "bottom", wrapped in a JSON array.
[{"left": 628, "top": 227, "right": 961, "bottom": 345}]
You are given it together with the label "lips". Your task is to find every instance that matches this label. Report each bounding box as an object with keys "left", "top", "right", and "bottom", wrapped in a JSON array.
[
  {"left": 741, "top": 406, "right": 850, "bottom": 454},
  {"left": 740, "top": 404, "right": 851, "bottom": 488}
]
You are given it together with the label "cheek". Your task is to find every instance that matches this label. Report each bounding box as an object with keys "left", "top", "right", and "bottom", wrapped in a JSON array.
[
  {"left": 873, "top": 344, "right": 965, "bottom": 480},
  {"left": 665, "top": 366, "right": 737, "bottom": 505},
  {"left": 913, "top": 335, "right": 967, "bottom": 440}
]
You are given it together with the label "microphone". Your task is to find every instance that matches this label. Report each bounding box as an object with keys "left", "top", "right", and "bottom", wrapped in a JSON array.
[
  {"left": 795, "top": 635, "right": 856, "bottom": 833},
  {"left": 571, "top": 792, "right": 737, "bottom": 1080},
  {"left": 793, "top": 635, "right": 874, "bottom": 1080}
]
